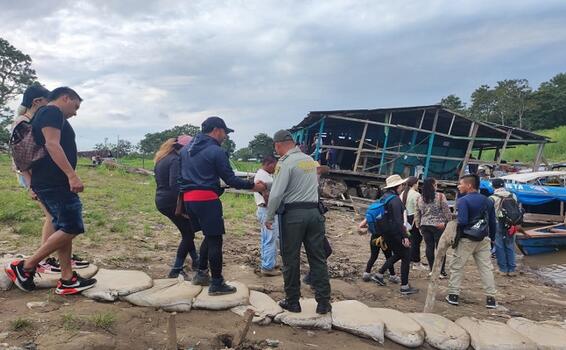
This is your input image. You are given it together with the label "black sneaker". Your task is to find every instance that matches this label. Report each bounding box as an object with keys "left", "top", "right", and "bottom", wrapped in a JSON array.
[
  {"left": 168, "top": 269, "right": 188, "bottom": 279},
  {"left": 37, "top": 257, "right": 61, "bottom": 273},
  {"left": 371, "top": 274, "right": 386, "bottom": 286},
  {"left": 71, "top": 254, "right": 90, "bottom": 269},
  {"left": 316, "top": 301, "right": 332, "bottom": 315},
  {"left": 192, "top": 270, "right": 210, "bottom": 286},
  {"left": 446, "top": 294, "right": 459, "bottom": 306},
  {"left": 486, "top": 296, "right": 497, "bottom": 309},
  {"left": 400, "top": 285, "right": 419, "bottom": 295},
  {"left": 55, "top": 271, "right": 96, "bottom": 295},
  {"left": 5, "top": 260, "right": 36, "bottom": 292},
  {"left": 279, "top": 299, "right": 302, "bottom": 313},
  {"left": 208, "top": 281, "right": 237, "bottom": 296}
]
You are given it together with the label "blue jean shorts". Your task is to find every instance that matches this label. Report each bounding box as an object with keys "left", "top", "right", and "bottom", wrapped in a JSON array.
[{"left": 34, "top": 186, "right": 85, "bottom": 235}]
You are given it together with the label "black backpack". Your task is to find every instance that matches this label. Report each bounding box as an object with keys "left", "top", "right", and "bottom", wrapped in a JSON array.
[{"left": 496, "top": 194, "right": 523, "bottom": 227}]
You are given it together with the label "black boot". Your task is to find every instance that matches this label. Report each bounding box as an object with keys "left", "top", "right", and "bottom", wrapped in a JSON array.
[
  {"left": 208, "top": 278, "right": 237, "bottom": 296},
  {"left": 316, "top": 301, "right": 332, "bottom": 315},
  {"left": 192, "top": 269, "right": 210, "bottom": 286},
  {"left": 278, "top": 299, "right": 302, "bottom": 313}
]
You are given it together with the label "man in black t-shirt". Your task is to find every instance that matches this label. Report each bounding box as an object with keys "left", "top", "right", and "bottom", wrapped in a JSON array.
[{"left": 5, "top": 87, "right": 97, "bottom": 295}]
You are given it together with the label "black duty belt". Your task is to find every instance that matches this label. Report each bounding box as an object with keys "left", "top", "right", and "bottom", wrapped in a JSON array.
[{"left": 284, "top": 202, "right": 319, "bottom": 210}]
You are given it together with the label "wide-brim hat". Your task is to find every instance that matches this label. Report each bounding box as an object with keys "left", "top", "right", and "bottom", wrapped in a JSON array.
[{"left": 384, "top": 174, "right": 408, "bottom": 189}]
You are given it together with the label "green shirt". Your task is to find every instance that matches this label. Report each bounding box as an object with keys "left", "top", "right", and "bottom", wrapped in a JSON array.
[{"left": 266, "top": 147, "right": 319, "bottom": 221}]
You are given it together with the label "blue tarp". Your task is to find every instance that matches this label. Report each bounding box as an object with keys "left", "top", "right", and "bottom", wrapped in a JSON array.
[{"left": 480, "top": 179, "right": 566, "bottom": 206}]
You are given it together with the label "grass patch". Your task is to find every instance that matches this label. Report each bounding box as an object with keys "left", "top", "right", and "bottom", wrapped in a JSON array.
[
  {"left": 11, "top": 318, "right": 32, "bottom": 331},
  {"left": 89, "top": 311, "right": 116, "bottom": 330},
  {"left": 61, "top": 313, "right": 81, "bottom": 331}
]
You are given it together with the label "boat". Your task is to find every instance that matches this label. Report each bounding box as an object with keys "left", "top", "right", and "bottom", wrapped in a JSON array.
[{"left": 517, "top": 223, "right": 566, "bottom": 255}]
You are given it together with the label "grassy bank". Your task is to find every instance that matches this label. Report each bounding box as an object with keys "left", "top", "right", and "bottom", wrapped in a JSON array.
[
  {"left": 0, "top": 155, "right": 256, "bottom": 251},
  {"left": 479, "top": 125, "right": 566, "bottom": 163}
]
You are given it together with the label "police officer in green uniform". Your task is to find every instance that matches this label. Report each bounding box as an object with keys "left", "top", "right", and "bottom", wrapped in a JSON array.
[{"left": 265, "top": 130, "right": 332, "bottom": 314}]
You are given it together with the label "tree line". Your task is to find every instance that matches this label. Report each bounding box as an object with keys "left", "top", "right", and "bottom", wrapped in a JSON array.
[{"left": 440, "top": 74, "right": 566, "bottom": 130}]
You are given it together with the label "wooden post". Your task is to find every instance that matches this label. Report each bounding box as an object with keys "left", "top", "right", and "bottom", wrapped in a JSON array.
[
  {"left": 533, "top": 143, "right": 545, "bottom": 171},
  {"left": 447, "top": 114, "right": 456, "bottom": 135},
  {"left": 496, "top": 129, "right": 512, "bottom": 164},
  {"left": 236, "top": 309, "right": 255, "bottom": 346},
  {"left": 353, "top": 121, "right": 369, "bottom": 171},
  {"left": 378, "top": 112, "right": 392, "bottom": 174},
  {"left": 478, "top": 147, "right": 484, "bottom": 160},
  {"left": 423, "top": 109, "right": 439, "bottom": 178},
  {"left": 459, "top": 122, "right": 479, "bottom": 178},
  {"left": 167, "top": 312, "right": 177, "bottom": 350},
  {"left": 424, "top": 220, "right": 457, "bottom": 313}
]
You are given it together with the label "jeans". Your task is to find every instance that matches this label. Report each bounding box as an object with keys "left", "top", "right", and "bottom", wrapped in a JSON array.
[
  {"left": 256, "top": 206, "right": 279, "bottom": 270},
  {"left": 494, "top": 223, "right": 516, "bottom": 273}
]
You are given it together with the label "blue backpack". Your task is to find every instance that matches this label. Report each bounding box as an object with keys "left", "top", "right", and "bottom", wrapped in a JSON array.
[{"left": 365, "top": 195, "right": 395, "bottom": 236}]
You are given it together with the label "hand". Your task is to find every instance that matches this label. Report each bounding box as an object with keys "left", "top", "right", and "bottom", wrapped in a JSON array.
[
  {"left": 253, "top": 181, "right": 266, "bottom": 193},
  {"left": 435, "top": 223, "right": 446, "bottom": 230},
  {"left": 358, "top": 219, "right": 368, "bottom": 229},
  {"left": 402, "top": 238, "right": 411, "bottom": 248},
  {"left": 68, "top": 174, "right": 84, "bottom": 193},
  {"left": 265, "top": 221, "right": 273, "bottom": 230}
]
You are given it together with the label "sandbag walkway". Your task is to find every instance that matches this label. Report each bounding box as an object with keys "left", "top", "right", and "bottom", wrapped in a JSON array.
[{"left": 2, "top": 264, "right": 566, "bottom": 350}]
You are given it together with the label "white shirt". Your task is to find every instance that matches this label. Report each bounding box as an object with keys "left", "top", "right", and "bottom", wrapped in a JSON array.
[{"left": 254, "top": 168, "right": 273, "bottom": 206}]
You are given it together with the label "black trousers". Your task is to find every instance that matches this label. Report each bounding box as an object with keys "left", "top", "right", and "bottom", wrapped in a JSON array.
[
  {"left": 366, "top": 234, "right": 395, "bottom": 275},
  {"left": 407, "top": 215, "right": 422, "bottom": 263},
  {"left": 198, "top": 235, "right": 223, "bottom": 279},
  {"left": 378, "top": 235, "right": 411, "bottom": 285},
  {"left": 158, "top": 206, "right": 197, "bottom": 268},
  {"left": 420, "top": 225, "right": 446, "bottom": 274}
]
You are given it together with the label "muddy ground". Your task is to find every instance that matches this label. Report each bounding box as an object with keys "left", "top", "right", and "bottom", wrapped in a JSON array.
[{"left": 1, "top": 207, "right": 565, "bottom": 350}]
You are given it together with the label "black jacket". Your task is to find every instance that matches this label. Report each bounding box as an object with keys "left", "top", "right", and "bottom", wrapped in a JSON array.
[
  {"left": 383, "top": 190, "right": 408, "bottom": 239},
  {"left": 179, "top": 133, "right": 253, "bottom": 194},
  {"left": 154, "top": 152, "right": 181, "bottom": 210}
]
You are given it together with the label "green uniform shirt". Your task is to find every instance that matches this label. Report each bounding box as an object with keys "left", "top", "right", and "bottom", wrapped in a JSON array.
[{"left": 266, "top": 147, "right": 319, "bottom": 222}]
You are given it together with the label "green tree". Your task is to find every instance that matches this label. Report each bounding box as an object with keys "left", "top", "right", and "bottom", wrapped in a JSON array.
[
  {"left": 138, "top": 124, "right": 200, "bottom": 155},
  {"left": 526, "top": 73, "right": 566, "bottom": 130},
  {"left": 0, "top": 38, "right": 37, "bottom": 148},
  {"left": 233, "top": 147, "right": 253, "bottom": 161},
  {"left": 248, "top": 133, "right": 274, "bottom": 159},
  {"left": 440, "top": 94, "right": 467, "bottom": 113},
  {"left": 222, "top": 137, "right": 236, "bottom": 157},
  {"left": 493, "top": 79, "right": 532, "bottom": 128},
  {"left": 469, "top": 85, "right": 497, "bottom": 123}
]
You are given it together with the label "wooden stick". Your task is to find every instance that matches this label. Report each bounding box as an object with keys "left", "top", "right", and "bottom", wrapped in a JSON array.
[
  {"left": 424, "top": 220, "right": 457, "bottom": 313},
  {"left": 237, "top": 309, "right": 256, "bottom": 346},
  {"left": 168, "top": 312, "right": 177, "bottom": 350}
]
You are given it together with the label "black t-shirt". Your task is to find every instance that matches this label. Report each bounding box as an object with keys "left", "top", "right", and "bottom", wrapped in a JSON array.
[{"left": 31, "top": 105, "right": 77, "bottom": 189}]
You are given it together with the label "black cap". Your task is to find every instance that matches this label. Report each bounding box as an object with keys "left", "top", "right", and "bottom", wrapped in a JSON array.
[
  {"left": 491, "top": 178, "right": 505, "bottom": 189},
  {"left": 21, "top": 84, "right": 50, "bottom": 108},
  {"left": 202, "top": 116, "right": 234, "bottom": 134}
]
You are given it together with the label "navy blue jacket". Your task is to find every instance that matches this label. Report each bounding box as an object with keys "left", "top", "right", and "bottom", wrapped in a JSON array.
[
  {"left": 179, "top": 133, "right": 253, "bottom": 194},
  {"left": 456, "top": 191, "right": 497, "bottom": 241}
]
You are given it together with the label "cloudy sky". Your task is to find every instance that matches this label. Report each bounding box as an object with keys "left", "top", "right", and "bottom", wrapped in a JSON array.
[{"left": 1, "top": 0, "right": 565, "bottom": 150}]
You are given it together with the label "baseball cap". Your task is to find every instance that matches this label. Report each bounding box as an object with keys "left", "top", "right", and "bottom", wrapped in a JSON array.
[
  {"left": 21, "top": 84, "right": 50, "bottom": 108},
  {"left": 273, "top": 129, "right": 294, "bottom": 143},
  {"left": 202, "top": 116, "right": 234, "bottom": 134}
]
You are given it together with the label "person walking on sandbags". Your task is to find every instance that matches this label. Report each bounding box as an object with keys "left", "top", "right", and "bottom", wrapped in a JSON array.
[
  {"left": 179, "top": 117, "right": 266, "bottom": 295},
  {"left": 265, "top": 130, "right": 332, "bottom": 315}
]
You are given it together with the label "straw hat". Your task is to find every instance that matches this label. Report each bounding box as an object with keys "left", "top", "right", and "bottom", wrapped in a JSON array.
[{"left": 384, "top": 174, "right": 408, "bottom": 189}]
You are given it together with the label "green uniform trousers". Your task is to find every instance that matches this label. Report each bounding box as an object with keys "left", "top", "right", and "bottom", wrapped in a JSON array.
[{"left": 280, "top": 208, "right": 331, "bottom": 303}]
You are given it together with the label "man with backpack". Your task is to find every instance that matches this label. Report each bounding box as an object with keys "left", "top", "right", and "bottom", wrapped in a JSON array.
[
  {"left": 369, "top": 174, "right": 419, "bottom": 295},
  {"left": 6, "top": 87, "right": 97, "bottom": 295},
  {"left": 446, "top": 174, "right": 498, "bottom": 309},
  {"left": 490, "top": 178, "right": 522, "bottom": 277}
]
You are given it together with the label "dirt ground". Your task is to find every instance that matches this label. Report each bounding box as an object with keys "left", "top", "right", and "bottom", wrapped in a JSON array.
[{"left": 1, "top": 207, "right": 565, "bottom": 350}]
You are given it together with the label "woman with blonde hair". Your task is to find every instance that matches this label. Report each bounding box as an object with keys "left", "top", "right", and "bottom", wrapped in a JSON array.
[{"left": 154, "top": 135, "right": 198, "bottom": 278}]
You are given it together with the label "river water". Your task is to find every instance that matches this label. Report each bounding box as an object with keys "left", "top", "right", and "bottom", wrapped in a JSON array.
[{"left": 521, "top": 250, "right": 566, "bottom": 288}]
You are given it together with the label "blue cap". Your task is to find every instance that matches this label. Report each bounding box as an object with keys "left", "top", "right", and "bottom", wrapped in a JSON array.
[
  {"left": 21, "top": 84, "right": 50, "bottom": 108},
  {"left": 202, "top": 116, "right": 234, "bottom": 134}
]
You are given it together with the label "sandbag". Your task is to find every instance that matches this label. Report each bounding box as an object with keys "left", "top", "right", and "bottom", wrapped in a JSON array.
[
  {"left": 35, "top": 264, "right": 99, "bottom": 289},
  {"left": 507, "top": 317, "right": 566, "bottom": 350},
  {"left": 231, "top": 290, "right": 283, "bottom": 325},
  {"left": 331, "top": 300, "right": 384, "bottom": 344},
  {"left": 82, "top": 269, "right": 153, "bottom": 301},
  {"left": 372, "top": 308, "right": 424, "bottom": 348},
  {"left": 407, "top": 313, "right": 469, "bottom": 350},
  {"left": 274, "top": 298, "right": 332, "bottom": 330},
  {"left": 192, "top": 281, "right": 249, "bottom": 310},
  {"left": 123, "top": 278, "right": 202, "bottom": 312},
  {"left": 1, "top": 259, "right": 14, "bottom": 291},
  {"left": 455, "top": 317, "right": 537, "bottom": 350}
]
